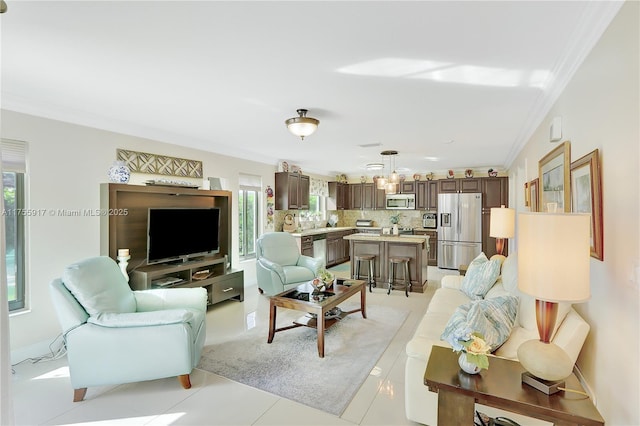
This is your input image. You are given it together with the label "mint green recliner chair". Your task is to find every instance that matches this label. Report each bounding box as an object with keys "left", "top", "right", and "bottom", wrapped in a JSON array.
[
  {"left": 256, "top": 232, "right": 324, "bottom": 296},
  {"left": 49, "top": 256, "right": 207, "bottom": 402}
]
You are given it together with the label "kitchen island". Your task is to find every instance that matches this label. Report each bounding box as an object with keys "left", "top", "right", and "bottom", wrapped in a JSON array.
[{"left": 343, "top": 233, "right": 429, "bottom": 293}]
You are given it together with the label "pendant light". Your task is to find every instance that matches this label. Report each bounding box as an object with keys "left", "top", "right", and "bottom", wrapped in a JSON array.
[
  {"left": 389, "top": 154, "right": 399, "bottom": 184},
  {"left": 285, "top": 109, "right": 319, "bottom": 140},
  {"left": 377, "top": 175, "right": 387, "bottom": 190},
  {"left": 374, "top": 153, "right": 387, "bottom": 189},
  {"left": 385, "top": 181, "right": 397, "bottom": 195},
  {"left": 380, "top": 150, "right": 399, "bottom": 194}
]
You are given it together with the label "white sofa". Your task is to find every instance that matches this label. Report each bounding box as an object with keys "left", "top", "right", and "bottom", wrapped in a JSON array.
[{"left": 404, "top": 253, "right": 590, "bottom": 425}]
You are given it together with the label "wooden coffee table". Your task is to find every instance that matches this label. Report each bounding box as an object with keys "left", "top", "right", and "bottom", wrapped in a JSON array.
[
  {"left": 424, "top": 346, "right": 604, "bottom": 426},
  {"left": 267, "top": 279, "right": 366, "bottom": 358}
]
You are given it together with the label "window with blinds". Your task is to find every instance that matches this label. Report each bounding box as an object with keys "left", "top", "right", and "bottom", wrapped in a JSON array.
[{"left": 1, "top": 139, "right": 27, "bottom": 311}]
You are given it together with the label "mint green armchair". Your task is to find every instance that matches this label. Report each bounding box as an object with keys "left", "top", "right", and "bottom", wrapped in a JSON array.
[
  {"left": 256, "top": 232, "right": 324, "bottom": 296},
  {"left": 49, "top": 256, "right": 207, "bottom": 402}
]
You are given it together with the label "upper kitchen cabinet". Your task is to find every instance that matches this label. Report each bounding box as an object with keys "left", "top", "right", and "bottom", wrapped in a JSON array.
[
  {"left": 349, "top": 183, "right": 363, "bottom": 209},
  {"left": 374, "top": 186, "right": 386, "bottom": 210},
  {"left": 328, "top": 181, "right": 349, "bottom": 210},
  {"left": 438, "top": 178, "right": 481, "bottom": 193},
  {"left": 416, "top": 180, "right": 438, "bottom": 211},
  {"left": 349, "top": 183, "right": 377, "bottom": 210},
  {"left": 399, "top": 181, "right": 415, "bottom": 194},
  {"left": 482, "top": 177, "right": 508, "bottom": 209},
  {"left": 275, "top": 172, "right": 310, "bottom": 210},
  {"left": 481, "top": 177, "right": 509, "bottom": 258},
  {"left": 348, "top": 183, "right": 385, "bottom": 210}
]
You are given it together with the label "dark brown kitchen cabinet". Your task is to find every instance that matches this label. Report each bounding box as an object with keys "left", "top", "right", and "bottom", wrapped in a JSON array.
[
  {"left": 481, "top": 177, "right": 509, "bottom": 258},
  {"left": 399, "top": 181, "right": 415, "bottom": 193},
  {"left": 328, "top": 182, "right": 349, "bottom": 210},
  {"left": 326, "top": 229, "right": 354, "bottom": 267},
  {"left": 326, "top": 237, "right": 338, "bottom": 266},
  {"left": 275, "top": 172, "right": 309, "bottom": 210},
  {"left": 349, "top": 183, "right": 376, "bottom": 210},
  {"left": 362, "top": 183, "right": 375, "bottom": 209},
  {"left": 349, "top": 184, "right": 363, "bottom": 209},
  {"left": 414, "top": 229, "right": 437, "bottom": 266},
  {"left": 374, "top": 186, "right": 386, "bottom": 209},
  {"left": 300, "top": 235, "right": 313, "bottom": 257},
  {"left": 416, "top": 180, "right": 438, "bottom": 210},
  {"left": 438, "top": 178, "right": 481, "bottom": 193}
]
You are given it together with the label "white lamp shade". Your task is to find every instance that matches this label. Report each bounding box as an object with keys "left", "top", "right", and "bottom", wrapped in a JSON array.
[
  {"left": 517, "top": 212, "right": 591, "bottom": 303},
  {"left": 490, "top": 205, "right": 515, "bottom": 238},
  {"left": 376, "top": 176, "right": 387, "bottom": 189}
]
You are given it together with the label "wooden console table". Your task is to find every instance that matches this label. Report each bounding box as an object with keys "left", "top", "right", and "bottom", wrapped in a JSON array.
[{"left": 424, "top": 346, "right": 604, "bottom": 426}]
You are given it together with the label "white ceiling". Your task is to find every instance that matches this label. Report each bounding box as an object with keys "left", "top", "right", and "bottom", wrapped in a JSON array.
[{"left": 1, "top": 1, "right": 623, "bottom": 177}]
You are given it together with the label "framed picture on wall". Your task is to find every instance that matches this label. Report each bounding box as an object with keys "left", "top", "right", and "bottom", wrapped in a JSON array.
[
  {"left": 571, "top": 149, "right": 603, "bottom": 260},
  {"left": 538, "top": 141, "right": 571, "bottom": 212},
  {"left": 529, "top": 178, "right": 539, "bottom": 212}
]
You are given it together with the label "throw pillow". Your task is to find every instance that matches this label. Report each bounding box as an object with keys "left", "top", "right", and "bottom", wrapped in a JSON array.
[
  {"left": 439, "top": 302, "right": 472, "bottom": 352},
  {"left": 441, "top": 295, "right": 519, "bottom": 351},
  {"left": 501, "top": 252, "right": 518, "bottom": 293},
  {"left": 461, "top": 253, "right": 501, "bottom": 300}
]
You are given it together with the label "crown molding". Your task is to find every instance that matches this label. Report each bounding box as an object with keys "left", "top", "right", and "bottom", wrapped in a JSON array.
[{"left": 504, "top": 1, "right": 625, "bottom": 169}]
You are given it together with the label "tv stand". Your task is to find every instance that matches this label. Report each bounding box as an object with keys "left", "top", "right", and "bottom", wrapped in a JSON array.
[
  {"left": 130, "top": 256, "right": 244, "bottom": 306},
  {"left": 101, "top": 183, "right": 243, "bottom": 307}
]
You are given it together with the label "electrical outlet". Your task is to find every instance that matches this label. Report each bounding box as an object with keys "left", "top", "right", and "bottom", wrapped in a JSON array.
[{"left": 631, "top": 260, "right": 640, "bottom": 289}]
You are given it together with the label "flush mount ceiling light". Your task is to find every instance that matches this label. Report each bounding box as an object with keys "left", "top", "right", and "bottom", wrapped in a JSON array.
[
  {"left": 1, "top": 0, "right": 7, "bottom": 13},
  {"left": 285, "top": 109, "right": 319, "bottom": 141},
  {"left": 366, "top": 162, "right": 384, "bottom": 171}
]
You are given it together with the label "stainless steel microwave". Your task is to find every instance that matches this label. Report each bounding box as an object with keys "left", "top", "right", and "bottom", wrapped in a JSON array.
[{"left": 385, "top": 193, "right": 416, "bottom": 209}]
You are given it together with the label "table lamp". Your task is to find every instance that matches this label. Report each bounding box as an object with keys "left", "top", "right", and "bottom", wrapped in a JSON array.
[
  {"left": 517, "top": 212, "right": 590, "bottom": 394},
  {"left": 489, "top": 205, "right": 515, "bottom": 255}
]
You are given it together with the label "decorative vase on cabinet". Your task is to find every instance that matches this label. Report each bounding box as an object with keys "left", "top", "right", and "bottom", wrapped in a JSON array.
[
  {"left": 108, "top": 161, "right": 130, "bottom": 183},
  {"left": 458, "top": 353, "right": 481, "bottom": 375}
]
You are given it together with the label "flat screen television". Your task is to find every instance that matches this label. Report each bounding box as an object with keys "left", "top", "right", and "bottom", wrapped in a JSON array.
[{"left": 147, "top": 207, "right": 221, "bottom": 265}]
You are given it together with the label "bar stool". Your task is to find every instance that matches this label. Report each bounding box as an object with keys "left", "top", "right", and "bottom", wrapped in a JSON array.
[
  {"left": 353, "top": 254, "right": 376, "bottom": 292},
  {"left": 387, "top": 257, "right": 411, "bottom": 297}
]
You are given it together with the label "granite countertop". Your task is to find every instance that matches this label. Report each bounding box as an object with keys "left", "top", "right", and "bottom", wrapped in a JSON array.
[
  {"left": 290, "top": 227, "right": 355, "bottom": 237},
  {"left": 343, "top": 233, "right": 428, "bottom": 244},
  {"left": 413, "top": 228, "right": 438, "bottom": 232}
]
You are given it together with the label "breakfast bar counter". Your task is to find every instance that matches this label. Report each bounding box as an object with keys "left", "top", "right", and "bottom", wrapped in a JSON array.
[{"left": 343, "top": 233, "right": 429, "bottom": 293}]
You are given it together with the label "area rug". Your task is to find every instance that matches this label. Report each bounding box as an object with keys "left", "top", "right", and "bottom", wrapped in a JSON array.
[{"left": 197, "top": 301, "right": 409, "bottom": 416}]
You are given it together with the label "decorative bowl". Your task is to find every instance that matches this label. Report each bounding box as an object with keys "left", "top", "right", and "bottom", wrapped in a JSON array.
[{"left": 311, "top": 277, "right": 333, "bottom": 293}]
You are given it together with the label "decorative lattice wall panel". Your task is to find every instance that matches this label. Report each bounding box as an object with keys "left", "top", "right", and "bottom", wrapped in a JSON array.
[{"left": 117, "top": 149, "right": 203, "bottom": 178}]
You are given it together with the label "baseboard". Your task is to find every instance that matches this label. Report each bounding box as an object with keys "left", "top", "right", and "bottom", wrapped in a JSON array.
[
  {"left": 573, "top": 364, "right": 596, "bottom": 405},
  {"left": 10, "top": 335, "right": 64, "bottom": 366}
]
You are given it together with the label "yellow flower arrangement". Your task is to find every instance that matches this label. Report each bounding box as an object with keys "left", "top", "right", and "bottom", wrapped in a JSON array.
[{"left": 446, "top": 331, "right": 490, "bottom": 370}]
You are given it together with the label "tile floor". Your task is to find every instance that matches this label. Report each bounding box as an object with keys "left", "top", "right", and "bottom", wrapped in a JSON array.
[{"left": 10, "top": 266, "right": 458, "bottom": 426}]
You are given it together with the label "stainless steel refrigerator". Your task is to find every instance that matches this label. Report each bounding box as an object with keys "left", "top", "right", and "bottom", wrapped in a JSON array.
[{"left": 437, "top": 192, "right": 482, "bottom": 269}]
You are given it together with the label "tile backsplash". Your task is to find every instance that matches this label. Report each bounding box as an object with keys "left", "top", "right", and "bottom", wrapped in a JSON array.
[
  {"left": 273, "top": 209, "right": 428, "bottom": 231},
  {"left": 341, "top": 210, "right": 426, "bottom": 228}
]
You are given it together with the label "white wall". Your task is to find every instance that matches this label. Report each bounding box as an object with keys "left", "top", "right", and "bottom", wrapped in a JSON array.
[
  {"left": 507, "top": 2, "right": 639, "bottom": 423},
  {"left": 0, "top": 109, "right": 277, "bottom": 356}
]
